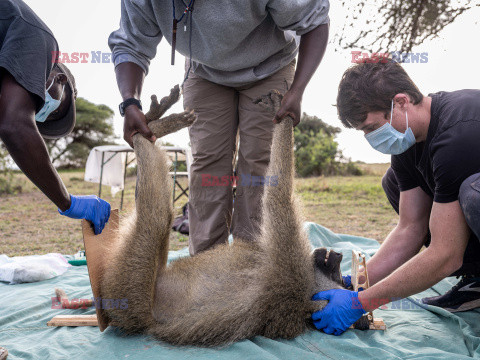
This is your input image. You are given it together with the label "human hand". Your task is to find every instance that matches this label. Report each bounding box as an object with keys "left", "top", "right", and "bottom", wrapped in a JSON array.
[
  {"left": 124, "top": 105, "right": 156, "bottom": 148},
  {"left": 58, "top": 195, "right": 111, "bottom": 235},
  {"left": 311, "top": 289, "right": 366, "bottom": 336},
  {"left": 274, "top": 88, "right": 302, "bottom": 126}
]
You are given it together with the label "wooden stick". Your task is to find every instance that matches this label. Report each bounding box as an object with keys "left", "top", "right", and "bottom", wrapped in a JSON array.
[{"left": 47, "top": 315, "right": 98, "bottom": 327}]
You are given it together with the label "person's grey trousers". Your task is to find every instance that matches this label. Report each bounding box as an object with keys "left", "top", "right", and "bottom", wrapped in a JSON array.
[{"left": 183, "top": 60, "right": 296, "bottom": 255}]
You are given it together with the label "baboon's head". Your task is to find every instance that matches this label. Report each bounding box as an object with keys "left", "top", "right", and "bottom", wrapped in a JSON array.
[{"left": 312, "top": 248, "right": 345, "bottom": 291}]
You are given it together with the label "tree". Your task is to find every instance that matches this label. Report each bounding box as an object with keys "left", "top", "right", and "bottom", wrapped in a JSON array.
[
  {"left": 0, "top": 146, "right": 23, "bottom": 194},
  {"left": 294, "top": 113, "right": 361, "bottom": 177},
  {"left": 335, "top": 0, "right": 478, "bottom": 53},
  {"left": 45, "top": 98, "right": 117, "bottom": 168}
]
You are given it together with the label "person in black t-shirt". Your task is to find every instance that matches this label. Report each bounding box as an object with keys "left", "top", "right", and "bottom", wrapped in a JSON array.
[
  {"left": 309, "top": 61, "right": 480, "bottom": 336},
  {"left": 0, "top": 0, "right": 110, "bottom": 235}
]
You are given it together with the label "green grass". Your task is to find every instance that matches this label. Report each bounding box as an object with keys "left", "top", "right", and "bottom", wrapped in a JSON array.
[{"left": 0, "top": 163, "right": 397, "bottom": 256}]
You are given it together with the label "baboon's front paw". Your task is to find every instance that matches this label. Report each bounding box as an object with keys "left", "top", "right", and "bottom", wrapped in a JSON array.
[{"left": 253, "top": 90, "right": 284, "bottom": 113}]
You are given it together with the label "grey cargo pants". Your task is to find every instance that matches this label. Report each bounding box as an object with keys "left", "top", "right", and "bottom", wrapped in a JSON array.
[{"left": 183, "top": 60, "right": 296, "bottom": 255}]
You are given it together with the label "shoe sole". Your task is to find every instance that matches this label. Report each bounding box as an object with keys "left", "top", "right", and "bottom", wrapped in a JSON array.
[{"left": 445, "top": 298, "right": 480, "bottom": 313}]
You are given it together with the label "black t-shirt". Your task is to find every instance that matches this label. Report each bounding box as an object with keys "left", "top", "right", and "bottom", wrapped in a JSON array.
[
  {"left": 0, "top": 0, "right": 58, "bottom": 112},
  {"left": 391, "top": 89, "right": 480, "bottom": 203}
]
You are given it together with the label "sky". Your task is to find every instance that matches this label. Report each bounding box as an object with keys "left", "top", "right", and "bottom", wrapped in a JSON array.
[{"left": 24, "top": 0, "right": 480, "bottom": 164}]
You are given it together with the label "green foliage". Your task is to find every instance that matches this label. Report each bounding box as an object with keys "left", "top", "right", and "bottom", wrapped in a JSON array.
[
  {"left": 294, "top": 113, "right": 362, "bottom": 177},
  {"left": 45, "top": 98, "right": 117, "bottom": 168},
  {"left": 0, "top": 147, "right": 24, "bottom": 195}
]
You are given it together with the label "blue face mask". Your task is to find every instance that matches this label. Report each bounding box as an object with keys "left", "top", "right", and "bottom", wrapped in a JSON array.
[
  {"left": 364, "top": 100, "right": 416, "bottom": 155},
  {"left": 35, "top": 76, "right": 65, "bottom": 123}
]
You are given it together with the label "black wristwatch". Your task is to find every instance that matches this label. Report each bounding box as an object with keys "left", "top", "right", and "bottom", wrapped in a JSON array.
[{"left": 119, "top": 98, "right": 142, "bottom": 116}]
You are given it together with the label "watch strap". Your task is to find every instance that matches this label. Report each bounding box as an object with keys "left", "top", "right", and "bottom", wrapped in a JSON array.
[{"left": 119, "top": 98, "right": 142, "bottom": 116}]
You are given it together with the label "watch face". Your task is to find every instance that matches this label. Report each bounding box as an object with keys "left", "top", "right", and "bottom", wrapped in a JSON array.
[{"left": 119, "top": 103, "right": 125, "bottom": 116}]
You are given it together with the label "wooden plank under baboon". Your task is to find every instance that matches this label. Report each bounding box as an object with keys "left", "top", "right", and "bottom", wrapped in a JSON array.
[{"left": 47, "top": 315, "right": 98, "bottom": 327}]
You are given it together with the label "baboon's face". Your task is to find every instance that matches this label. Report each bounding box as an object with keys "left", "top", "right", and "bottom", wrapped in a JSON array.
[{"left": 312, "top": 248, "right": 344, "bottom": 288}]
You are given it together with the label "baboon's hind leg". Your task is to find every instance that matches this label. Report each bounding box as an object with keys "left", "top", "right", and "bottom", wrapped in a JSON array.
[
  {"left": 101, "top": 88, "right": 194, "bottom": 332},
  {"left": 145, "top": 85, "right": 181, "bottom": 123}
]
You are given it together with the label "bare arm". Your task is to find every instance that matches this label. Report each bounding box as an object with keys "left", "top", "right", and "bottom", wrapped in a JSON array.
[
  {"left": 367, "top": 186, "right": 432, "bottom": 285},
  {"left": 291, "top": 23, "right": 329, "bottom": 96},
  {"left": 359, "top": 200, "right": 470, "bottom": 311},
  {"left": 0, "top": 72, "right": 70, "bottom": 211},
  {"left": 115, "top": 62, "right": 155, "bottom": 147},
  {"left": 275, "top": 23, "right": 329, "bottom": 125}
]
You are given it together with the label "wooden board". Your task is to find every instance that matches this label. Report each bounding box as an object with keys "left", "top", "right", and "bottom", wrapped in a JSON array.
[
  {"left": 47, "top": 315, "right": 98, "bottom": 327},
  {"left": 81, "top": 209, "right": 120, "bottom": 332}
]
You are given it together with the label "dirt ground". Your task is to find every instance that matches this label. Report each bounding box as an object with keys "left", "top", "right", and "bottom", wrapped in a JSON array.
[{"left": 0, "top": 163, "right": 396, "bottom": 256}]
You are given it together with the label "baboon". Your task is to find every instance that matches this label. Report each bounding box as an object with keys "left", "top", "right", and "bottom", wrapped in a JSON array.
[{"left": 100, "top": 87, "right": 347, "bottom": 346}]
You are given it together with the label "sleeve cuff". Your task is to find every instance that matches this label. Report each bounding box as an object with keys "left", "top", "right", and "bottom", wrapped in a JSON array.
[
  {"left": 58, "top": 195, "right": 75, "bottom": 216},
  {"left": 296, "top": 15, "right": 330, "bottom": 36},
  {"left": 112, "top": 51, "right": 150, "bottom": 75}
]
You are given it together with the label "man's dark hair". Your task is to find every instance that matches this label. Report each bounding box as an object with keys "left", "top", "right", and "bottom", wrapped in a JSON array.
[{"left": 336, "top": 62, "right": 424, "bottom": 128}]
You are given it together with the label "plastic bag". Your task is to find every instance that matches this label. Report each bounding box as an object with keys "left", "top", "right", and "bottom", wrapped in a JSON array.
[{"left": 0, "top": 253, "right": 71, "bottom": 284}]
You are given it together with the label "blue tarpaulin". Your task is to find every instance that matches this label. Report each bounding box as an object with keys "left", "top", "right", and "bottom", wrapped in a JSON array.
[{"left": 1, "top": 223, "right": 479, "bottom": 359}]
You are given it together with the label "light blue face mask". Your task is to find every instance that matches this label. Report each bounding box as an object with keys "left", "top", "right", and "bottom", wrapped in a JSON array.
[
  {"left": 364, "top": 100, "right": 416, "bottom": 155},
  {"left": 35, "top": 76, "right": 65, "bottom": 123}
]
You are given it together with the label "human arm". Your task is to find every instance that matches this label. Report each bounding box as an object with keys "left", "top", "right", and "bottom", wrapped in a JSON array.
[
  {"left": 108, "top": 0, "right": 163, "bottom": 147},
  {"left": 267, "top": 0, "right": 330, "bottom": 126},
  {"left": 313, "top": 200, "right": 468, "bottom": 334},
  {"left": 366, "top": 186, "right": 432, "bottom": 285},
  {"left": 0, "top": 72, "right": 71, "bottom": 210},
  {"left": 275, "top": 23, "right": 329, "bottom": 126},
  {"left": 358, "top": 200, "right": 469, "bottom": 311},
  {"left": 115, "top": 62, "right": 155, "bottom": 148},
  {"left": 0, "top": 72, "right": 110, "bottom": 234},
  {"left": 342, "top": 185, "right": 431, "bottom": 288}
]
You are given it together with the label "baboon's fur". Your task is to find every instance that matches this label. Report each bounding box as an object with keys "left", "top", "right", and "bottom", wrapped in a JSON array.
[{"left": 100, "top": 87, "right": 345, "bottom": 347}]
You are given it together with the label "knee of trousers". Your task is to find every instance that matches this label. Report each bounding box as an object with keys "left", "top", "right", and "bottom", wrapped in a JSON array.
[{"left": 459, "top": 173, "right": 480, "bottom": 225}]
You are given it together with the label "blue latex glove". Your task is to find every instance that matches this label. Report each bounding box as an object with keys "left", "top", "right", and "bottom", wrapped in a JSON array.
[
  {"left": 342, "top": 275, "right": 352, "bottom": 288},
  {"left": 342, "top": 275, "right": 364, "bottom": 291},
  {"left": 312, "top": 289, "right": 367, "bottom": 336},
  {"left": 59, "top": 195, "right": 111, "bottom": 235}
]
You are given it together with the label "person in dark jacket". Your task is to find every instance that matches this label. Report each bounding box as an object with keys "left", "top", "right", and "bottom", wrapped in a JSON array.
[{"left": 0, "top": 0, "right": 110, "bottom": 234}]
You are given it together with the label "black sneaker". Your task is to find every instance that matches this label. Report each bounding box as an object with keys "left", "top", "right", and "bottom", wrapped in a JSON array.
[{"left": 422, "top": 275, "right": 480, "bottom": 312}]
